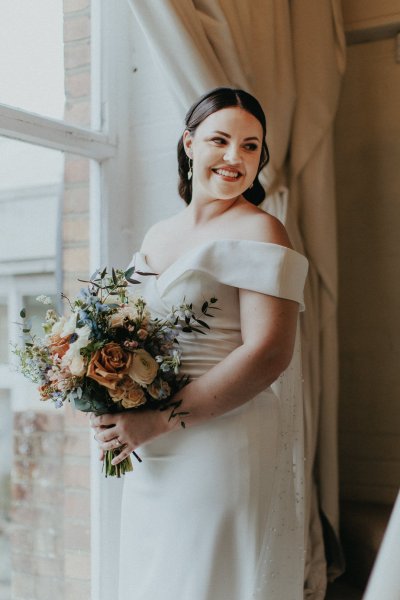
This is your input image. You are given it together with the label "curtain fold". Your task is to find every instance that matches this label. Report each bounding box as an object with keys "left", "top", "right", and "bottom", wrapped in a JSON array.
[{"left": 126, "top": 1, "right": 346, "bottom": 596}]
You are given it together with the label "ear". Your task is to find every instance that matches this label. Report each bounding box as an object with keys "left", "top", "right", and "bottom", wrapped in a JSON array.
[{"left": 182, "top": 130, "right": 193, "bottom": 158}]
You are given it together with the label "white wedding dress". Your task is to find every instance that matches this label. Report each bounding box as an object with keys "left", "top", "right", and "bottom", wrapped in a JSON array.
[{"left": 119, "top": 239, "right": 308, "bottom": 600}]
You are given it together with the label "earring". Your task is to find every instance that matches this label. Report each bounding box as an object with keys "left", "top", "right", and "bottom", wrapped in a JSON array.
[
  {"left": 187, "top": 158, "right": 193, "bottom": 181},
  {"left": 249, "top": 182, "right": 254, "bottom": 189}
]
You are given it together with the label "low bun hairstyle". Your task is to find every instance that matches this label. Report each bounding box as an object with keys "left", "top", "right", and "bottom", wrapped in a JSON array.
[{"left": 177, "top": 87, "right": 270, "bottom": 206}]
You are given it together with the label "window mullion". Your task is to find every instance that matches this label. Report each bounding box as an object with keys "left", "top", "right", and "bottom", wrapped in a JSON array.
[{"left": 0, "top": 103, "right": 115, "bottom": 161}]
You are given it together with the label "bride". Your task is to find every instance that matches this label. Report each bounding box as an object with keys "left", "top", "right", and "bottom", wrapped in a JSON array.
[{"left": 91, "top": 87, "right": 308, "bottom": 600}]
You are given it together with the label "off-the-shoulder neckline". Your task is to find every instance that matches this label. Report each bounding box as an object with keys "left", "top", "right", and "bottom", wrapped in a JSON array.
[{"left": 135, "top": 238, "right": 305, "bottom": 282}]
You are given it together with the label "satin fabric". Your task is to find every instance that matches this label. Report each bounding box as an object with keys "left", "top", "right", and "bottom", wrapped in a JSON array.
[{"left": 118, "top": 240, "right": 308, "bottom": 599}]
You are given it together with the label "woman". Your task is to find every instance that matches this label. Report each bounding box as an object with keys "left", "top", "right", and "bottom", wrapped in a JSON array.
[{"left": 91, "top": 88, "right": 308, "bottom": 600}]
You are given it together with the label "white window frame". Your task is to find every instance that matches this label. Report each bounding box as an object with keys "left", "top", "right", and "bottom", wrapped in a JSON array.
[{"left": 0, "top": 2, "right": 131, "bottom": 598}]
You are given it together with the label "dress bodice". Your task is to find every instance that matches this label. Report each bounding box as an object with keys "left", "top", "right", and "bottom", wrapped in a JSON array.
[{"left": 129, "top": 239, "right": 308, "bottom": 379}]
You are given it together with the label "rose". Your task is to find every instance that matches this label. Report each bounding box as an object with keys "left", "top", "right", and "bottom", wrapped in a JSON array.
[
  {"left": 48, "top": 334, "right": 70, "bottom": 359},
  {"left": 109, "top": 306, "right": 138, "bottom": 328},
  {"left": 87, "top": 342, "right": 133, "bottom": 390},
  {"left": 148, "top": 379, "right": 171, "bottom": 401},
  {"left": 109, "top": 376, "right": 146, "bottom": 408},
  {"left": 128, "top": 349, "right": 158, "bottom": 386}
]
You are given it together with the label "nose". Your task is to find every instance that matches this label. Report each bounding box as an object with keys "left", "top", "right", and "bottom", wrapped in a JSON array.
[{"left": 223, "top": 144, "right": 242, "bottom": 164}]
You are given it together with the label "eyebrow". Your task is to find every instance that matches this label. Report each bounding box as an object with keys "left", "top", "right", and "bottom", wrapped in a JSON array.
[{"left": 213, "top": 130, "right": 260, "bottom": 142}]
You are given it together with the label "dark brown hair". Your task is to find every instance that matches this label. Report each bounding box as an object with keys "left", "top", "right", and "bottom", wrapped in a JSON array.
[{"left": 177, "top": 87, "right": 270, "bottom": 205}]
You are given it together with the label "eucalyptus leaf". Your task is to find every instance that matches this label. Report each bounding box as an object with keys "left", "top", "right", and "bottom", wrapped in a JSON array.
[{"left": 124, "top": 266, "right": 136, "bottom": 279}]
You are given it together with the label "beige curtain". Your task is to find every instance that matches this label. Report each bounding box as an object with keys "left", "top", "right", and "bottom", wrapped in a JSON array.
[{"left": 126, "top": 1, "right": 346, "bottom": 597}]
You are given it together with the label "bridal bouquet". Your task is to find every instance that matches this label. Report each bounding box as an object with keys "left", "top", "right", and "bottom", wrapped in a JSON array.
[{"left": 13, "top": 266, "right": 218, "bottom": 476}]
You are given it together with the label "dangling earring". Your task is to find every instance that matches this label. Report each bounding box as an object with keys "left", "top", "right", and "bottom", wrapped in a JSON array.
[
  {"left": 249, "top": 182, "right": 254, "bottom": 189},
  {"left": 187, "top": 158, "right": 193, "bottom": 181}
]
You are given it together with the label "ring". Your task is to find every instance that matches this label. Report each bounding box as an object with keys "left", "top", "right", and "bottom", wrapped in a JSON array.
[
  {"left": 117, "top": 437, "right": 124, "bottom": 446},
  {"left": 114, "top": 438, "right": 120, "bottom": 448}
]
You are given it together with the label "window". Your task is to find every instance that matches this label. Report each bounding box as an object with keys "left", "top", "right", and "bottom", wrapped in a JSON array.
[{"left": 0, "top": 2, "right": 128, "bottom": 599}]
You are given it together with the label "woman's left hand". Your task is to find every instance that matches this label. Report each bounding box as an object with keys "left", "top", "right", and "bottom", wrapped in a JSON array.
[{"left": 90, "top": 410, "right": 168, "bottom": 466}]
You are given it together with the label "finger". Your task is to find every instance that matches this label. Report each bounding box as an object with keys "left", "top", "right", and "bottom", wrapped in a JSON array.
[
  {"left": 99, "top": 449, "right": 104, "bottom": 461},
  {"left": 91, "top": 414, "right": 116, "bottom": 427},
  {"left": 98, "top": 437, "right": 125, "bottom": 452},
  {"left": 96, "top": 427, "right": 118, "bottom": 444},
  {"left": 111, "top": 446, "right": 132, "bottom": 466}
]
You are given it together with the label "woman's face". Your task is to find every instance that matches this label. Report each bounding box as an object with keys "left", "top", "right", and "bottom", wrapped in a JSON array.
[{"left": 183, "top": 107, "right": 263, "bottom": 202}]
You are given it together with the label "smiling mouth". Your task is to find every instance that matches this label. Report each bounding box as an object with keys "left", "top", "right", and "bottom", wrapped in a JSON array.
[{"left": 213, "top": 168, "right": 242, "bottom": 180}]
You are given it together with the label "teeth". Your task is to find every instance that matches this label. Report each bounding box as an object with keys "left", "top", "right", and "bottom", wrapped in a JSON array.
[{"left": 215, "top": 169, "right": 240, "bottom": 178}]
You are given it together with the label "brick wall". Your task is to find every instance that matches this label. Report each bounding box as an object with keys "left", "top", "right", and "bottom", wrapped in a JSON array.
[
  {"left": 63, "top": 0, "right": 92, "bottom": 598},
  {"left": 11, "top": 412, "right": 65, "bottom": 599},
  {"left": 10, "top": 2, "right": 92, "bottom": 599}
]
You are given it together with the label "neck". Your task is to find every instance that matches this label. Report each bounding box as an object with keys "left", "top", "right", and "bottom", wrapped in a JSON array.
[{"left": 185, "top": 193, "right": 241, "bottom": 225}]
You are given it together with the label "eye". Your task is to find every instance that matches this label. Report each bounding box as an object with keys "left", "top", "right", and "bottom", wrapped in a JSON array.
[
  {"left": 210, "top": 137, "right": 227, "bottom": 145},
  {"left": 243, "top": 143, "right": 258, "bottom": 151}
]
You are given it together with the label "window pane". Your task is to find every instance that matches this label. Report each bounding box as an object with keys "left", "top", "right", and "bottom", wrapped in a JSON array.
[
  {"left": 0, "top": 300, "right": 8, "bottom": 363},
  {"left": 0, "top": 0, "right": 92, "bottom": 128},
  {"left": 0, "top": 0, "right": 65, "bottom": 120},
  {"left": 23, "top": 295, "right": 58, "bottom": 339},
  {"left": 1, "top": 136, "right": 91, "bottom": 597},
  {"left": 0, "top": 389, "right": 11, "bottom": 600},
  {"left": 0, "top": 137, "right": 62, "bottom": 266}
]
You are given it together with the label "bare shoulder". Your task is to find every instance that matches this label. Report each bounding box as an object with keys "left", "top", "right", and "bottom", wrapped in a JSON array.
[{"left": 233, "top": 203, "right": 292, "bottom": 249}]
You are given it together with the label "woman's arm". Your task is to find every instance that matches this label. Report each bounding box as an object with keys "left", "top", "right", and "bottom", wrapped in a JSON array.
[{"left": 91, "top": 289, "right": 299, "bottom": 465}]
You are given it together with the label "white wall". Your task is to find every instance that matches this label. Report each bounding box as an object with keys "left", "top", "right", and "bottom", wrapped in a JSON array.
[{"left": 106, "top": 4, "right": 185, "bottom": 268}]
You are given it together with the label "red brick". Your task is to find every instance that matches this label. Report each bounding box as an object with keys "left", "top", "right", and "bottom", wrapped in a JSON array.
[
  {"left": 65, "top": 70, "right": 91, "bottom": 99},
  {"left": 10, "top": 526, "right": 34, "bottom": 554},
  {"left": 40, "top": 432, "right": 65, "bottom": 456},
  {"left": 34, "top": 411, "right": 64, "bottom": 432},
  {"left": 64, "top": 42, "right": 90, "bottom": 69},
  {"left": 34, "top": 527, "right": 63, "bottom": 558},
  {"left": 63, "top": 186, "right": 90, "bottom": 213},
  {"left": 62, "top": 216, "right": 89, "bottom": 246},
  {"left": 65, "top": 157, "right": 90, "bottom": 183},
  {"left": 35, "top": 575, "right": 64, "bottom": 600},
  {"left": 65, "top": 550, "right": 91, "bottom": 579},
  {"left": 63, "top": 246, "right": 90, "bottom": 274},
  {"left": 11, "top": 571, "right": 35, "bottom": 598},
  {"left": 64, "top": 15, "right": 90, "bottom": 43},
  {"left": 64, "top": 99, "right": 91, "bottom": 126},
  {"left": 64, "top": 521, "right": 90, "bottom": 551},
  {"left": 64, "top": 489, "right": 90, "bottom": 519},
  {"left": 64, "top": 431, "right": 90, "bottom": 457},
  {"left": 64, "top": 462, "right": 90, "bottom": 490},
  {"left": 11, "top": 482, "right": 30, "bottom": 503},
  {"left": 11, "top": 505, "right": 61, "bottom": 530},
  {"left": 65, "top": 577, "right": 90, "bottom": 600},
  {"left": 33, "top": 483, "right": 64, "bottom": 506},
  {"left": 64, "top": 0, "right": 90, "bottom": 14}
]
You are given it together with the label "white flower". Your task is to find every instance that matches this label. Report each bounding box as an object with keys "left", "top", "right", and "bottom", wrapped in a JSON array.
[
  {"left": 51, "top": 316, "right": 67, "bottom": 337},
  {"left": 62, "top": 325, "right": 91, "bottom": 376},
  {"left": 61, "top": 313, "right": 78, "bottom": 337}
]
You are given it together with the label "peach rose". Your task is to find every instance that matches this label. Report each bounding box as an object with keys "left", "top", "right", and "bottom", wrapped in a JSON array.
[
  {"left": 48, "top": 334, "right": 70, "bottom": 359},
  {"left": 109, "top": 376, "right": 146, "bottom": 408},
  {"left": 128, "top": 349, "right": 158, "bottom": 386},
  {"left": 87, "top": 342, "right": 133, "bottom": 390},
  {"left": 109, "top": 306, "right": 137, "bottom": 328}
]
